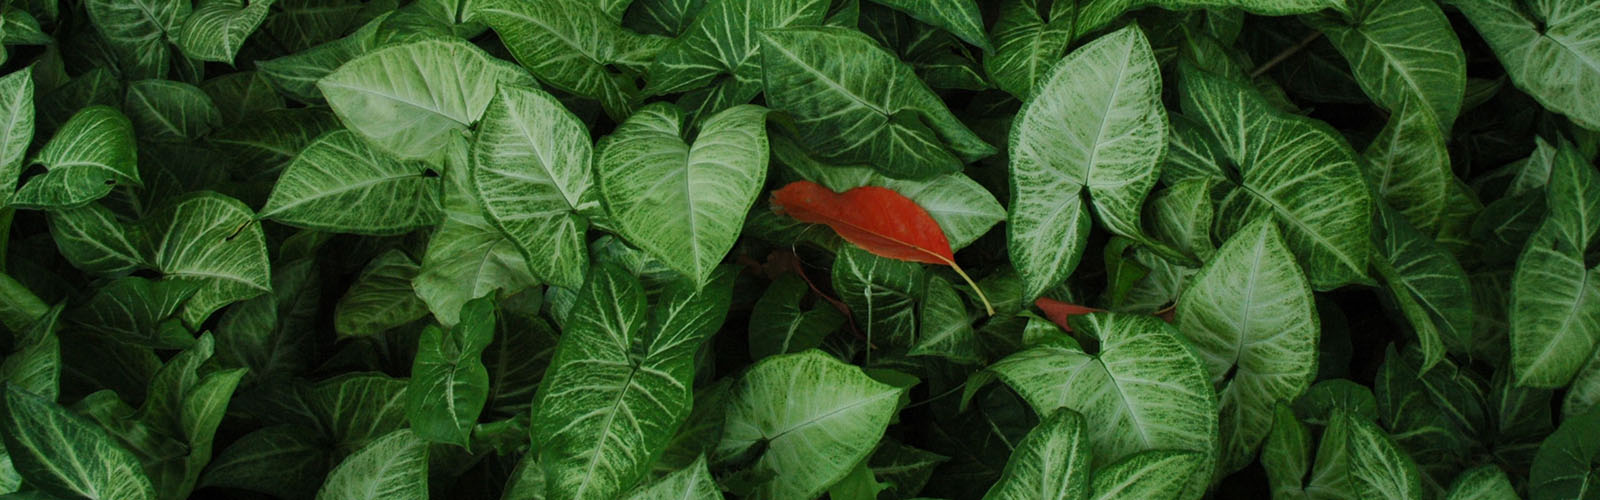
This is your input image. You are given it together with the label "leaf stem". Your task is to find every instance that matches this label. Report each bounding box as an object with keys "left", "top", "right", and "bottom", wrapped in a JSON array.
[
  {"left": 1250, "top": 31, "right": 1323, "bottom": 79},
  {"left": 948, "top": 262, "right": 995, "bottom": 316}
]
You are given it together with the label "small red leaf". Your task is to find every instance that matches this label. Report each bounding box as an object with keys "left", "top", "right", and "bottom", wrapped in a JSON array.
[
  {"left": 772, "top": 180, "right": 993, "bottom": 315},
  {"left": 1035, "top": 298, "right": 1102, "bottom": 332}
]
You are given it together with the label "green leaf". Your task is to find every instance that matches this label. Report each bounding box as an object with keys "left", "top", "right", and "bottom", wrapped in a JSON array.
[
  {"left": 984, "top": 0, "right": 1076, "bottom": 99},
  {"left": 714, "top": 350, "right": 905, "bottom": 500},
  {"left": 175, "top": 0, "right": 276, "bottom": 63},
  {"left": 759, "top": 26, "right": 994, "bottom": 179},
  {"left": 318, "top": 38, "right": 536, "bottom": 160},
  {"left": 83, "top": 0, "right": 186, "bottom": 79},
  {"left": 199, "top": 425, "right": 330, "bottom": 499},
  {"left": 748, "top": 273, "right": 845, "bottom": 359},
  {"left": 982, "top": 409, "right": 1091, "bottom": 500},
  {"left": 1306, "top": 0, "right": 1465, "bottom": 132},
  {"left": 1088, "top": 450, "right": 1208, "bottom": 500},
  {"left": 124, "top": 79, "right": 222, "bottom": 143},
  {"left": 865, "top": 0, "right": 989, "bottom": 50},
  {"left": 987, "top": 312, "right": 1219, "bottom": 485},
  {"left": 209, "top": 108, "right": 341, "bottom": 180},
  {"left": 1308, "top": 410, "right": 1425, "bottom": 500},
  {"left": 1568, "top": 349, "right": 1600, "bottom": 419},
  {"left": 1443, "top": 465, "right": 1517, "bottom": 500},
  {"left": 46, "top": 203, "right": 145, "bottom": 274},
  {"left": 1179, "top": 66, "right": 1374, "bottom": 290},
  {"left": 414, "top": 155, "right": 541, "bottom": 325},
  {"left": 407, "top": 297, "right": 493, "bottom": 447},
  {"left": 473, "top": 0, "right": 668, "bottom": 121},
  {"left": 624, "top": 456, "right": 723, "bottom": 500},
  {"left": 67, "top": 277, "right": 198, "bottom": 350},
  {"left": 0, "top": 304, "right": 63, "bottom": 401},
  {"left": 772, "top": 134, "right": 1003, "bottom": 249},
  {"left": 315, "top": 429, "right": 428, "bottom": 500},
  {"left": 1530, "top": 408, "right": 1600, "bottom": 500},
  {"left": 0, "top": 68, "right": 33, "bottom": 208},
  {"left": 334, "top": 249, "right": 428, "bottom": 338},
  {"left": 1362, "top": 97, "right": 1456, "bottom": 234},
  {"left": 1261, "top": 403, "right": 1313, "bottom": 498},
  {"left": 261, "top": 129, "right": 444, "bottom": 235},
  {"left": 202, "top": 71, "right": 287, "bottom": 126},
  {"left": 1176, "top": 218, "right": 1319, "bottom": 475},
  {"left": 214, "top": 257, "right": 321, "bottom": 385},
  {"left": 10, "top": 106, "right": 138, "bottom": 210},
  {"left": 832, "top": 245, "right": 924, "bottom": 351},
  {"left": 469, "top": 86, "right": 593, "bottom": 289},
  {"left": 1372, "top": 205, "right": 1473, "bottom": 370},
  {"left": 1008, "top": 25, "right": 1166, "bottom": 299},
  {"left": 532, "top": 263, "right": 732, "bottom": 500},
  {"left": 914, "top": 275, "right": 980, "bottom": 363},
  {"left": 143, "top": 192, "right": 271, "bottom": 327},
  {"left": 0, "top": 385, "right": 155, "bottom": 500},
  {"left": 1510, "top": 139, "right": 1600, "bottom": 387},
  {"left": 644, "top": 0, "right": 828, "bottom": 118},
  {"left": 596, "top": 103, "right": 768, "bottom": 286},
  {"left": 1443, "top": 0, "right": 1600, "bottom": 130},
  {"left": 257, "top": 17, "right": 385, "bottom": 102}
]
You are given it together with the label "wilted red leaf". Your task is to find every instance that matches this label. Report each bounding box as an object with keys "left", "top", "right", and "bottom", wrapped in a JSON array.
[
  {"left": 772, "top": 180, "right": 993, "bottom": 314},
  {"left": 1034, "top": 298, "right": 1102, "bottom": 332}
]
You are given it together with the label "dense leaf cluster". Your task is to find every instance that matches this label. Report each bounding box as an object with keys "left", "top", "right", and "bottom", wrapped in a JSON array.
[{"left": 0, "top": 0, "right": 1596, "bottom": 499}]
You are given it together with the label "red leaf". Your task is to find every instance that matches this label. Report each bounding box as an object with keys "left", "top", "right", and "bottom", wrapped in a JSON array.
[
  {"left": 772, "top": 180, "right": 993, "bottom": 314},
  {"left": 1034, "top": 298, "right": 1102, "bottom": 332}
]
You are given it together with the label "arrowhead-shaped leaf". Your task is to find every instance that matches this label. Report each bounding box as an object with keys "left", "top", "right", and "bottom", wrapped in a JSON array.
[
  {"left": 261, "top": 129, "right": 443, "bottom": 235},
  {"left": 11, "top": 106, "right": 138, "bottom": 210},
  {"left": 596, "top": 103, "right": 768, "bottom": 286}
]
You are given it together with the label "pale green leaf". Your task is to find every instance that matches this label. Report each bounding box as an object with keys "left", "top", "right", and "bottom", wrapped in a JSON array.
[
  {"left": 1444, "top": 465, "right": 1517, "bottom": 500},
  {"left": 318, "top": 38, "right": 536, "bottom": 160},
  {"left": 1176, "top": 218, "right": 1319, "bottom": 475},
  {"left": 987, "top": 312, "right": 1219, "bottom": 486},
  {"left": 0, "top": 385, "right": 155, "bottom": 500},
  {"left": 1567, "top": 348, "right": 1600, "bottom": 419},
  {"left": 143, "top": 192, "right": 271, "bottom": 327},
  {"left": 406, "top": 296, "right": 493, "bottom": 447},
  {"left": 334, "top": 249, "right": 427, "bottom": 338},
  {"left": 314, "top": 429, "right": 428, "bottom": 500},
  {"left": 772, "top": 134, "right": 1003, "bottom": 249},
  {"left": 261, "top": 129, "right": 444, "bottom": 235},
  {"left": 1089, "top": 450, "right": 1208, "bottom": 500},
  {"left": 1443, "top": 0, "right": 1600, "bottom": 130},
  {"left": 982, "top": 409, "right": 1092, "bottom": 500},
  {"left": 471, "top": 85, "right": 594, "bottom": 289},
  {"left": 913, "top": 276, "right": 980, "bottom": 363},
  {"left": 1510, "top": 139, "right": 1600, "bottom": 387},
  {"left": 175, "top": 0, "right": 277, "bottom": 63},
  {"left": 0, "top": 304, "right": 62, "bottom": 401},
  {"left": 1179, "top": 67, "right": 1373, "bottom": 290},
  {"left": 1307, "top": 0, "right": 1465, "bottom": 132},
  {"left": 596, "top": 103, "right": 768, "bottom": 286},
  {"left": 759, "top": 27, "right": 995, "bottom": 179},
  {"left": 0, "top": 68, "right": 33, "bottom": 208},
  {"left": 414, "top": 155, "right": 540, "bottom": 325},
  {"left": 473, "top": 0, "right": 669, "bottom": 121},
  {"left": 1008, "top": 25, "right": 1166, "bottom": 299},
  {"left": 644, "top": 0, "right": 828, "bottom": 117},
  {"left": 532, "top": 263, "right": 732, "bottom": 500},
  {"left": 714, "top": 350, "right": 905, "bottom": 500},
  {"left": 10, "top": 106, "right": 138, "bottom": 210},
  {"left": 1261, "top": 404, "right": 1313, "bottom": 498},
  {"left": 1339, "top": 411, "right": 1424, "bottom": 500}
]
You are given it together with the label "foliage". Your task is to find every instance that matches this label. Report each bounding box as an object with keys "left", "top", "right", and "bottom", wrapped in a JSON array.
[{"left": 0, "top": 0, "right": 1596, "bottom": 499}]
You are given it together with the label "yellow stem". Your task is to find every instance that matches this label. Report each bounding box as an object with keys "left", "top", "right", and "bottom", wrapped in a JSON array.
[{"left": 948, "top": 262, "right": 995, "bottom": 316}]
